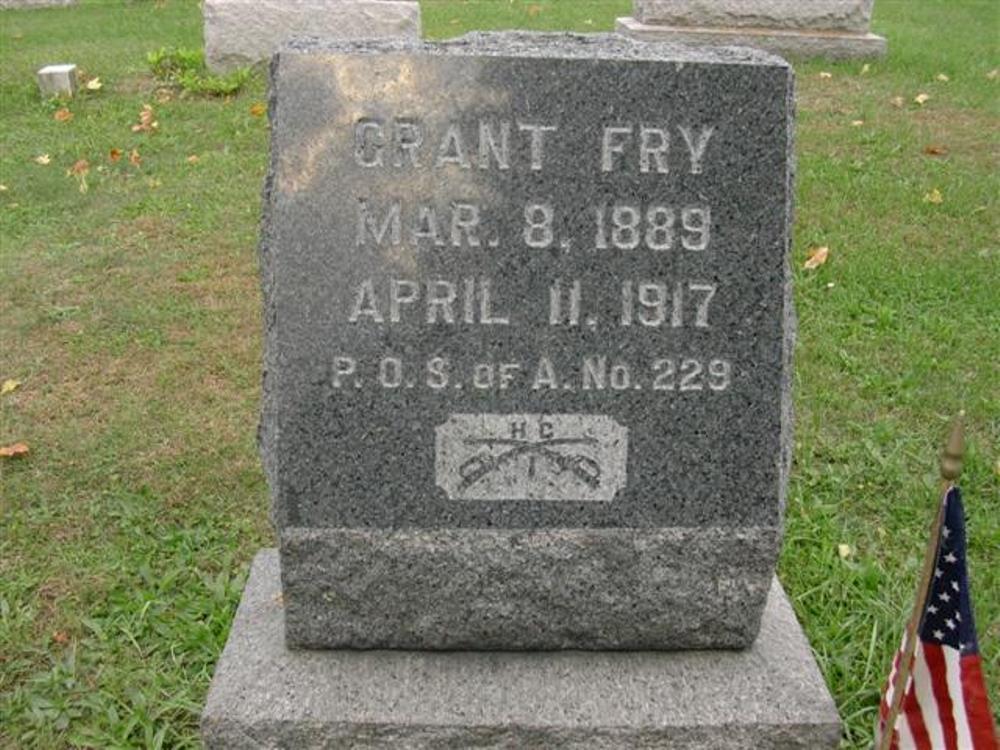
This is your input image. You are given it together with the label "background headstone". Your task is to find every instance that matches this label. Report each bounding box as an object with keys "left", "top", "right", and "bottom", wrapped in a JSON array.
[
  {"left": 0, "top": 0, "right": 76, "bottom": 8},
  {"left": 203, "top": 0, "right": 421, "bottom": 73},
  {"left": 262, "top": 33, "right": 795, "bottom": 651},
  {"left": 37, "top": 63, "right": 77, "bottom": 97},
  {"left": 618, "top": 0, "right": 887, "bottom": 59}
]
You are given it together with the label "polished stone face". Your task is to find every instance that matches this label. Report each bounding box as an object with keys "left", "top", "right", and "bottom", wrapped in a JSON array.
[
  {"left": 263, "top": 33, "right": 794, "bottom": 532},
  {"left": 261, "top": 33, "right": 795, "bottom": 649}
]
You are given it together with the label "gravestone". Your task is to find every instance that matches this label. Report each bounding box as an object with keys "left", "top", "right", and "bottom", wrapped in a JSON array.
[
  {"left": 37, "top": 63, "right": 78, "bottom": 97},
  {"left": 203, "top": 33, "right": 841, "bottom": 748},
  {"left": 618, "top": 0, "right": 888, "bottom": 59},
  {"left": 0, "top": 0, "right": 76, "bottom": 8},
  {"left": 203, "top": 0, "right": 421, "bottom": 73}
]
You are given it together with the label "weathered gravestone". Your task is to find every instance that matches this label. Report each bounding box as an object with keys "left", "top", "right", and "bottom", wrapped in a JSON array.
[
  {"left": 618, "top": 0, "right": 888, "bottom": 59},
  {"left": 203, "top": 0, "right": 422, "bottom": 73},
  {"left": 202, "top": 33, "right": 841, "bottom": 748}
]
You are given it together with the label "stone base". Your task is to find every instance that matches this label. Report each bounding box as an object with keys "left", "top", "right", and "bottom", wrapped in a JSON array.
[
  {"left": 617, "top": 16, "right": 887, "bottom": 59},
  {"left": 202, "top": 549, "right": 841, "bottom": 748}
]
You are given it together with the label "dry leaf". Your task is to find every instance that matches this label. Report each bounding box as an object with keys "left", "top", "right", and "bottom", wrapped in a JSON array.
[
  {"left": 249, "top": 101, "right": 266, "bottom": 117},
  {"left": 890, "top": 95, "right": 904, "bottom": 108},
  {"left": 129, "top": 149, "right": 141, "bottom": 167},
  {"left": 186, "top": 154, "right": 200, "bottom": 164},
  {"left": 859, "top": 63, "right": 871, "bottom": 75},
  {"left": 988, "top": 69, "right": 999, "bottom": 80},
  {"left": 109, "top": 147, "right": 122, "bottom": 162},
  {"left": 818, "top": 71, "right": 833, "bottom": 79},
  {"left": 803, "top": 246, "right": 830, "bottom": 270},
  {"left": 0, "top": 442, "right": 29, "bottom": 458},
  {"left": 85, "top": 76, "right": 102, "bottom": 91},
  {"left": 914, "top": 92, "right": 930, "bottom": 105},
  {"left": 935, "top": 73, "right": 949, "bottom": 82},
  {"left": 850, "top": 119, "right": 864, "bottom": 127},
  {"left": 0, "top": 184, "right": 8, "bottom": 192},
  {"left": 34, "top": 154, "right": 51, "bottom": 165},
  {"left": 1, "top": 378, "right": 21, "bottom": 395},
  {"left": 826, "top": 282, "right": 836, "bottom": 290},
  {"left": 923, "top": 144, "right": 948, "bottom": 156},
  {"left": 68, "top": 159, "right": 89, "bottom": 176},
  {"left": 837, "top": 544, "right": 853, "bottom": 560},
  {"left": 131, "top": 104, "right": 158, "bottom": 133},
  {"left": 52, "top": 630, "right": 70, "bottom": 645},
  {"left": 526, "top": 4, "right": 542, "bottom": 17},
  {"left": 924, "top": 188, "right": 943, "bottom": 204},
  {"left": 53, "top": 107, "right": 73, "bottom": 122}
]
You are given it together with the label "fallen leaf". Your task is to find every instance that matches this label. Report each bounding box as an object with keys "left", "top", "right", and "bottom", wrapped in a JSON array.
[
  {"left": 924, "top": 188, "right": 943, "bottom": 205},
  {"left": 850, "top": 119, "right": 864, "bottom": 127},
  {"left": 838, "top": 544, "right": 853, "bottom": 560},
  {"left": 68, "top": 159, "right": 89, "bottom": 176},
  {"left": 52, "top": 630, "right": 70, "bottom": 645},
  {"left": 859, "top": 63, "right": 871, "bottom": 75},
  {"left": 131, "top": 104, "right": 158, "bottom": 133},
  {"left": 1, "top": 379, "right": 21, "bottom": 395},
  {"left": 935, "top": 73, "right": 949, "bottom": 82},
  {"left": 53, "top": 107, "right": 73, "bottom": 122},
  {"left": 526, "top": 3, "right": 542, "bottom": 17},
  {"left": 818, "top": 71, "right": 833, "bottom": 79},
  {"left": 923, "top": 144, "right": 948, "bottom": 156},
  {"left": 0, "top": 442, "right": 29, "bottom": 458},
  {"left": 914, "top": 92, "right": 930, "bottom": 105},
  {"left": 0, "top": 184, "right": 7, "bottom": 192},
  {"left": 826, "top": 282, "right": 836, "bottom": 290},
  {"left": 85, "top": 76, "right": 102, "bottom": 91},
  {"left": 35, "top": 154, "right": 51, "bottom": 165},
  {"left": 803, "top": 246, "right": 830, "bottom": 270},
  {"left": 890, "top": 95, "right": 904, "bottom": 108},
  {"left": 249, "top": 101, "right": 266, "bottom": 117},
  {"left": 186, "top": 154, "right": 200, "bottom": 164},
  {"left": 988, "top": 69, "right": 999, "bottom": 80},
  {"left": 129, "top": 149, "right": 141, "bottom": 167},
  {"left": 109, "top": 147, "right": 122, "bottom": 162}
]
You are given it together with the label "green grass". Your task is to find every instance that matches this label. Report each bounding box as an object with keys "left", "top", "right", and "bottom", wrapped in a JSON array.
[{"left": 1, "top": 0, "right": 997, "bottom": 747}]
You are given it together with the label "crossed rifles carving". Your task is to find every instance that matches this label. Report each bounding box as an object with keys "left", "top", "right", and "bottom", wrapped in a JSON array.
[{"left": 458, "top": 436, "right": 602, "bottom": 490}]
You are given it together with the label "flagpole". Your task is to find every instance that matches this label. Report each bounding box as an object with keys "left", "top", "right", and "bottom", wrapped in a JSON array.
[{"left": 877, "top": 417, "right": 964, "bottom": 750}]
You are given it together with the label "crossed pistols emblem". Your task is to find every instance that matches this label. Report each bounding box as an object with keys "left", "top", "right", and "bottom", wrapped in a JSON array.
[{"left": 458, "top": 433, "right": 603, "bottom": 490}]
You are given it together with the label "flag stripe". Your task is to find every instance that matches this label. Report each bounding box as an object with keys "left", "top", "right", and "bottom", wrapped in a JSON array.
[
  {"left": 923, "top": 642, "right": 959, "bottom": 749},
  {"left": 903, "top": 682, "right": 932, "bottom": 750},
  {"left": 913, "top": 643, "right": 947, "bottom": 750},
  {"left": 961, "top": 654, "right": 999, "bottom": 749},
  {"left": 944, "top": 646, "right": 974, "bottom": 749}
]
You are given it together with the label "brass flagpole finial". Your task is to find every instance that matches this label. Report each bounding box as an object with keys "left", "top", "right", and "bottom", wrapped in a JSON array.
[{"left": 939, "top": 414, "right": 965, "bottom": 484}]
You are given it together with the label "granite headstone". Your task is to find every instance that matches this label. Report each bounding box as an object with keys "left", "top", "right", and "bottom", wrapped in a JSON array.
[
  {"left": 261, "top": 33, "right": 796, "bottom": 650},
  {"left": 618, "top": 0, "right": 888, "bottom": 59}
]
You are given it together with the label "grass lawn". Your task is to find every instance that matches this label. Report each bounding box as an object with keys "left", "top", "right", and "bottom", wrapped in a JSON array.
[{"left": 1, "top": 0, "right": 997, "bottom": 747}]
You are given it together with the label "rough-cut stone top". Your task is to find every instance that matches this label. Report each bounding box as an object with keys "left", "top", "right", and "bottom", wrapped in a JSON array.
[
  {"left": 634, "top": 0, "right": 875, "bottom": 32},
  {"left": 283, "top": 31, "right": 791, "bottom": 68}
]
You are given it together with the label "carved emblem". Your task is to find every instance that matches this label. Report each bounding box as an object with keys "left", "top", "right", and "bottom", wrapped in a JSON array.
[{"left": 435, "top": 414, "right": 628, "bottom": 501}]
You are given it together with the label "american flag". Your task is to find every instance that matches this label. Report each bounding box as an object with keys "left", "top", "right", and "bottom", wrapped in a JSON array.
[{"left": 877, "top": 487, "right": 997, "bottom": 749}]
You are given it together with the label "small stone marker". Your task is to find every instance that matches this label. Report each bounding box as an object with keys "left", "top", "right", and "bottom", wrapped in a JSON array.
[
  {"left": 36, "top": 64, "right": 77, "bottom": 97},
  {"left": 203, "top": 0, "right": 421, "bottom": 73},
  {"left": 202, "top": 33, "right": 841, "bottom": 749},
  {"left": 618, "top": 0, "right": 888, "bottom": 59}
]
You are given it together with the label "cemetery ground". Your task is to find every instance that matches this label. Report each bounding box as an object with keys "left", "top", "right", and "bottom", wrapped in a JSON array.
[{"left": 0, "top": 0, "right": 996, "bottom": 747}]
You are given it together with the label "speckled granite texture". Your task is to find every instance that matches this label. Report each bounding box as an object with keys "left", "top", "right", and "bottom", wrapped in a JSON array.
[
  {"left": 260, "top": 33, "right": 796, "bottom": 649},
  {"left": 202, "top": 550, "right": 841, "bottom": 749}
]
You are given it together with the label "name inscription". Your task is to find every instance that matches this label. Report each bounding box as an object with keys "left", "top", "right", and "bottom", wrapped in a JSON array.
[{"left": 333, "top": 114, "right": 734, "bottom": 399}]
